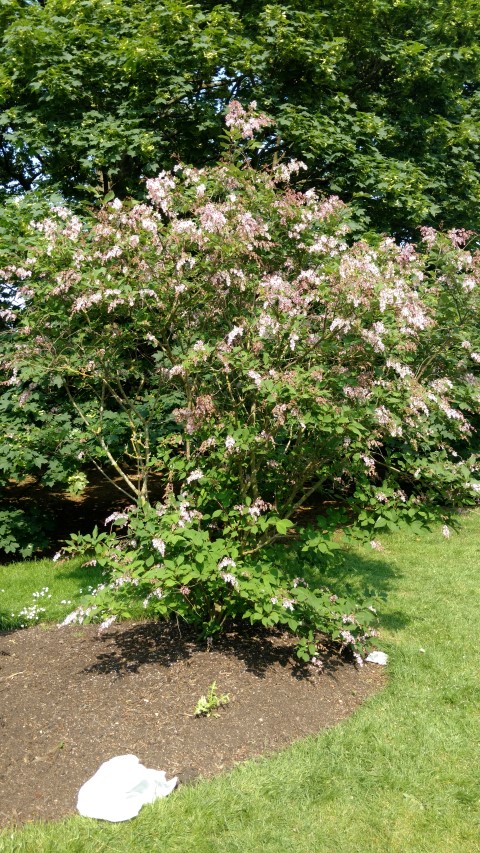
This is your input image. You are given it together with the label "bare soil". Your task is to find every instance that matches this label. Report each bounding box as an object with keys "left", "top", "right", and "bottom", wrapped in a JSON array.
[{"left": 0, "top": 620, "right": 385, "bottom": 828}]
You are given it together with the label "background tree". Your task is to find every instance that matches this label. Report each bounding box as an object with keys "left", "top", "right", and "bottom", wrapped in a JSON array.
[{"left": 1, "top": 0, "right": 479, "bottom": 235}]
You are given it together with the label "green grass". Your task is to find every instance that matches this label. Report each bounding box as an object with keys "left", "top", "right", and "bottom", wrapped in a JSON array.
[
  {"left": 0, "top": 556, "right": 105, "bottom": 629},
  {"left": 1, "top": 513, "right": 479, "bottom": 852}
]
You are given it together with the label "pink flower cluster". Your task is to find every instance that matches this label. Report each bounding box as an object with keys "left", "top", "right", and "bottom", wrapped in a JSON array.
[{"left": 225, "top": 100, "right": 272, "bottom": 139}]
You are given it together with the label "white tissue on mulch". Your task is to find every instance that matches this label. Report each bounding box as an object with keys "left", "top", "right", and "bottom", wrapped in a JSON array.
[
  {"left": 77, "top": 754, "right": 178, "bottom": 822},
  {"left": 365, "top": 651, "right": 388, "bottom": 666}
]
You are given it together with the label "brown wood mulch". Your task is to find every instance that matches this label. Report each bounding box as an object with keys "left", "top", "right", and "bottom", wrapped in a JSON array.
[{"left": 0, "top": 620, "right": 385, "bottom": 828}]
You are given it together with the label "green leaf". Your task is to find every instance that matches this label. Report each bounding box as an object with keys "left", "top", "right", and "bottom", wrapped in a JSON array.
[{"left": 275, "top": 519, "right": 294, "bottom": 535}]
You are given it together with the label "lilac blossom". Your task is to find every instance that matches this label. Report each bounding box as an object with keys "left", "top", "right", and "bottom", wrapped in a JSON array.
[
  {"left": 225, "top": 435, "right": 236, "bottom": 452},
  {"left": 146, "top": 172, "right": 176, "bottom": 214},
  {"left": 152, "top": 538, "right": 166, "bottom": 556},
  {"left": 97, "top": 615, "right": 117, "bottom": 634},
  {"left": 218, "top": 557, "right": 236, "bottom": 570},
  {"left": 225, "top": 100, "right": 272, "bottom": 139},
  {"left": 104, "top": 512, "right": 129, "bottom": 526},
  {"left": 200, "top": 203, "right": 227, "bottom": 233},
  {"left": 226, "top": 325, "right": 244, "bottom": 346},
  {"left": 340, "top": 630, "right": 355, "bottom": 645}
]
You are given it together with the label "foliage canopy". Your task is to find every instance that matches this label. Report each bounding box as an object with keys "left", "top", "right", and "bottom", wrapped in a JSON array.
[{"left": 1, "top": 0, "right": 480, "bottom": 234}]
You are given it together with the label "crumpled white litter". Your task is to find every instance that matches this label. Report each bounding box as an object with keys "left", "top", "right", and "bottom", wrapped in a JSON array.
[
  {"left": 77, "top": 755, "right": 178, "bottom": 822},
  {"left": 365, "top": 650, "right": 388, "bottom": 666}
]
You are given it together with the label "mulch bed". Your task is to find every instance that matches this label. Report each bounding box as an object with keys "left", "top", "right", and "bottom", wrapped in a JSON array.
[{"left": 0, "top": 619, "right": 385, "bottom": 828}]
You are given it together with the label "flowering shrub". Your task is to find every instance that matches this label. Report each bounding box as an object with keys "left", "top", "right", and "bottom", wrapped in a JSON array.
[
  {"left": 2, "top": 102, "right": 479, "bottom": 657},
  {"left": 61, "top": 509, "right": 378, "bottom": 662}
]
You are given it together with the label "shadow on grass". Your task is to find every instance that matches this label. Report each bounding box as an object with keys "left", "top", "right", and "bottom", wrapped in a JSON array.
[
  {"left": 379, "top": 610, "right": 411, "bottom": 631},
  {"left": 313, "top": 546, "right": 411, "bottom": 633},
  {"left": 59, "top": 561, "right": 105, "bottom": 587}
]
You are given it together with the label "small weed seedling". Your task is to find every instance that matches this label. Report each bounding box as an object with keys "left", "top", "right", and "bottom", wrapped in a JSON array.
[{"left": 194, "top": 682, "right": 230, "bottom": 718}]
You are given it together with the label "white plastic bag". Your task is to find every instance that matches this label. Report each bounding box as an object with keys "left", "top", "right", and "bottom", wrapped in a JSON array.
[
  {"left": 77, "top": 754, "right": 178, "bottom": 822},
  {"left": 365, "top": 650, "right": 388, "bottom": 666}
]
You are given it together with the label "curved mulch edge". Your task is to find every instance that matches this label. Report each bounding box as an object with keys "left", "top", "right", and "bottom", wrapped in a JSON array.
[{"left": 0, "top": 620, "right": 385, "bottom": 827}]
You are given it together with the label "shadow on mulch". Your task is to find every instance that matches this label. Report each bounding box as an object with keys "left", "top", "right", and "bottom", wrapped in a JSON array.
[
  {"left": 83, "top": 620, "right": 348, "bottom": 680},
  {"left": 0, "top": 619, "right": 386, "bottom": 828}
]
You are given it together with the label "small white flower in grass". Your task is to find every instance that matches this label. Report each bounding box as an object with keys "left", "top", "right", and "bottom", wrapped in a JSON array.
[
  {"left": 282, "top": 598, "right": 295, "bottom": 612},
  {"left": 442, "top": 525, "right": 450, "bottom": 539},
  {"left": 152, "top": 538, "right": 166, "bottom": 556},
  {"left": 186, "top": 468, "right": 204, "bottom": 485},
  {"left": 370, "top": 540, "right": 383, "bottom": 551},
  {"left": 53, "top": 551, "right": 62, "bottom": 562}
]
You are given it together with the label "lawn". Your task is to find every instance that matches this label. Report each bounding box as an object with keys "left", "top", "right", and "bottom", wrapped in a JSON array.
[
  {"left": 0, "top": 556, "right": 105, "bottom": 630},
  {"left": 1, "top": 511, "right": 479, "bottom": 852}
]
